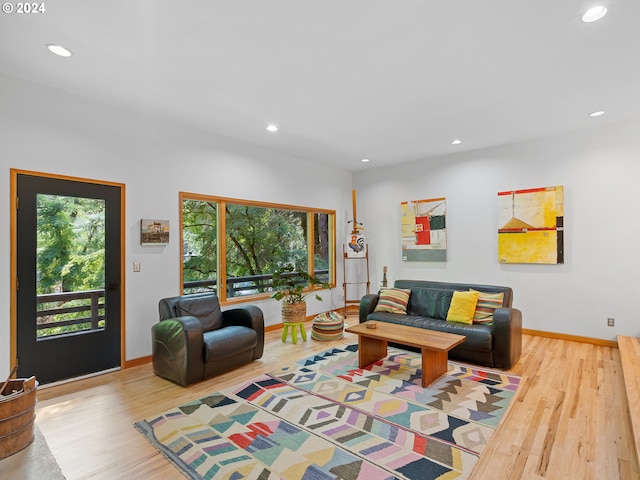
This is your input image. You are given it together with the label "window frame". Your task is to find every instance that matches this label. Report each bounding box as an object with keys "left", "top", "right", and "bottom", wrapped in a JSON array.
[{"left": 180, "top": 192, "right": 336, "bottom": 305}]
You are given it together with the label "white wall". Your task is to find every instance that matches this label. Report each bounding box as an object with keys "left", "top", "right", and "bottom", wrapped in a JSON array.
[
  {"left": 354, "top": 120, "right": 640, "bottom": 341},
  {"left": 0, "top": 74, "right": 353, "bottom": 377},
  {"left": 3, "top": 73, "right": 638, "bottom": 380}
]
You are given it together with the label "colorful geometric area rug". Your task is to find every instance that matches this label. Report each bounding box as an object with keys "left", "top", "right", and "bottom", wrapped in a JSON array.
[{"left": 135, "top": 345, "right": 520, "bottom": 479}]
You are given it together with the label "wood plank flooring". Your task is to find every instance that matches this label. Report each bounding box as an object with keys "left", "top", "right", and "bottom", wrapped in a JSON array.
[{"left": 28, "top": 321, "right": 640, "bottom": 479}]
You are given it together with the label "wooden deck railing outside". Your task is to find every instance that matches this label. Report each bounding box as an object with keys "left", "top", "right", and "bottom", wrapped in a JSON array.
[
  {"left": 35, "top": 269, "right": 329, "bottom": 337},
  {"left": 36, "top": 289, "right": 105, "bottom": 337},
  {"left": 183, "top": 269, "right": 329, "bottom": 297}
]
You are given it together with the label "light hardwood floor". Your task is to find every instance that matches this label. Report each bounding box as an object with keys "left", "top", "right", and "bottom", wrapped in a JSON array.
[{"left": 30, "top": 321, "right": 639, "bottom": 480}]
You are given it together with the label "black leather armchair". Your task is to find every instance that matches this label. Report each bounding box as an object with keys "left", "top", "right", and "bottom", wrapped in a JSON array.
[{"left": 152, "top": 292, "right": 264, "bottom": 386}]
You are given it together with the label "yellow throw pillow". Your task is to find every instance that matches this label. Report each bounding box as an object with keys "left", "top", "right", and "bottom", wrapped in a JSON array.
[{"left": 446, "top": 290, "right": 480, "bottom": 324}]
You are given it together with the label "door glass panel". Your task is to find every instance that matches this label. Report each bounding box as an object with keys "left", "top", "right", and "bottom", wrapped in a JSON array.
[{"left": 36, "top": 194, "right": 106, "bottom": 339}]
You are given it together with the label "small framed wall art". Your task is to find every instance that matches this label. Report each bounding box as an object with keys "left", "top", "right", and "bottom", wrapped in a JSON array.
[
  {"left": 346, "top": 233, "right": 367, "bottom": 257},
  {"left": 140, "top": 219, "right": 170, "bottom": 245}
]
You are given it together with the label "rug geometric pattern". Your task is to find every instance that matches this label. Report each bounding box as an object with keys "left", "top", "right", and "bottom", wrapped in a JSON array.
[{"left": 135, "top": 344, "right": 520, "bottom": 480}]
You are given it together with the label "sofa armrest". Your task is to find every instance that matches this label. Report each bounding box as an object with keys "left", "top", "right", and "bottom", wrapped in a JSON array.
[
  {"left": 491, "top": 307, "right": 522, "bottom": 369},
  {"left": 222, "top": 306, "right": 265, "bottom": 359},
  {"left": 359, "top": 294, "right": 380, "bottom": 323},
  {"left": 152, "top": 316, "right": 204, "bottom": 386}
]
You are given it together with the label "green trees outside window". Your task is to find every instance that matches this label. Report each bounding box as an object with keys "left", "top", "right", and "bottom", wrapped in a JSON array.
[
  {"left": 182, "top": 199, "right": 218, "bottom": 290},
  {"left": 181, "top": 194, "right": 335, "bottom": 301},
  {"left": 36, "top": 194, "right": 106, "bottom": 337}
]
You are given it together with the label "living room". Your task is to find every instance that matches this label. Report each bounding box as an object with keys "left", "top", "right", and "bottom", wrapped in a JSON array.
[{"left": 2, "top": 2, "right": 640, "bottom": 479}]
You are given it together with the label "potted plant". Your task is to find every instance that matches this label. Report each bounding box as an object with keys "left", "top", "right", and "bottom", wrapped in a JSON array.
[{"left": 271, "top": 265, "right": 330, "bottom": 324}]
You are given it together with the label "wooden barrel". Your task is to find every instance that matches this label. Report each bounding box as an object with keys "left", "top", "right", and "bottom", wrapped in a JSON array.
[{"left": 0, "top": 376, "right": 37, "bottom": 459}]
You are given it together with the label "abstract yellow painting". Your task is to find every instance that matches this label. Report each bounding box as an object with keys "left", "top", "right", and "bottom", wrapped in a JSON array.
[{"left": 498, "top": 186, "right": 564, "bottom": 264}]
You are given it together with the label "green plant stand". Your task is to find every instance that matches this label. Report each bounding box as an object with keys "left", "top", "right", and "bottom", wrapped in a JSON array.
[{"left": 282, "top": 321, "right": 307, "bottom": 344}]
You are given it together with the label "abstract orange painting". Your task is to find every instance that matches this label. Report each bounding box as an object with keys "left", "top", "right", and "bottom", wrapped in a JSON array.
[{"left": 401, "top": 197, "right": 447, "bottom": 262}]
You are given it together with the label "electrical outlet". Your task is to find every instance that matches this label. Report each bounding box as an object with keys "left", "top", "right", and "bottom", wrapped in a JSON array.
[{"left": 607, "top": 317, "right": 615, "bottom": 327}]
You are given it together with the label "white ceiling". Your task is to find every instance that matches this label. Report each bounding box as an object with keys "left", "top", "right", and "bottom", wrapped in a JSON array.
[{"left": 2, "top": 1, "right": 639, "bottom": 171}]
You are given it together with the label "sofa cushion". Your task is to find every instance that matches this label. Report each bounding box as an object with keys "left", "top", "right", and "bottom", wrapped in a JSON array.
[
  {"left": 394, "top": 280, "right": 513, "bottom": 308},
  {"left": 413, "top": 318, "right": 492, "bottom": 352},
  {"left": 471, "top": 289, "right": 504, "bottom": 324},
  {"left": 203, "top": 326, "right": 256, "bottom": 362},
  {"left": 407, "top": 288, "right": 453, "bottom": 320},
  {"left": 374, "top": 288, "right": 411, "bottom": 314},
  {"left": 366, "top": 311, "right": 422, "bottom": 326},
  {"left": 176, "top": 296, "right": 223, "bottom": 332},
  {"left": 365, "top": 312, "right": 493, "bottom": 353},
  {"left": 446, "top": 290, "right": 479, "bottom": 324}
]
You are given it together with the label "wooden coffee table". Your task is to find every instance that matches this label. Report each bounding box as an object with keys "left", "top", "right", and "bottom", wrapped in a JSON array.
[{"left": 345, "top": 322, "right": 466, "bottom": 387}]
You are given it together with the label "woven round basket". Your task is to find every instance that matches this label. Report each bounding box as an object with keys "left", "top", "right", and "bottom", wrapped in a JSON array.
[{"left": 282, "top": 301, "right": 306, "bottom": 324}]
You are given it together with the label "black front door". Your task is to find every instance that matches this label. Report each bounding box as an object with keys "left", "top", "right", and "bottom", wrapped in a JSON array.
[{"left": 15, "top": 173, "right": 123, "bottom": 384}]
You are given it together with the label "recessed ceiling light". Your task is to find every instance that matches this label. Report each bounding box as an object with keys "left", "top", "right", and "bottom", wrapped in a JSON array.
[
  {"left": 266, "top": 124, "right": 278, "bottom": 132},
  {"left": 582, "top": 6, "right": 608, "bottom": 23},
  {"left": 451, "top": 139, "right": 462, "bottom": 145},
  {"left": 46, "top": 44, "right": 72, "bottom": 57},
  {"left": 361, "top": 158, "right": 370, "bottom": 163},
  {"left": 589, "top": 110, "right": 606, "bottom": 117}
]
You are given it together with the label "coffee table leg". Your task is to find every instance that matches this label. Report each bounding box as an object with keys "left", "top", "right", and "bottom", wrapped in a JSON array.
[
  {"left": 421, "top": 348, "right": 448, "bottom": 387},
  {"left": 358, "top": 336, "right": 388, "bottom": 368}
]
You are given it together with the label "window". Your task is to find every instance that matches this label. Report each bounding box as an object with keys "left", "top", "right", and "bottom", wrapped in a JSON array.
[
  {"left": 36, "top": 194, "right": 106, "bottom": 337},
  {"left": 181, "top": 193, "right": 335, "bottom": 302}
]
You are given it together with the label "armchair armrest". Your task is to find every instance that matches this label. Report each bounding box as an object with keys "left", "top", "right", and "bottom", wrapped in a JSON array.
[
  {"left": 152, "top": 316, "right": 204, "bottom": 386},
  {"left": 491, "top": 307, "right": 522, "bottom": 369},
  {"left": 359, "top": 294, "right": 380, "bottom": 323},
  {"left": 222, "top": 306, "right": 265, "bottom": 359}
]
